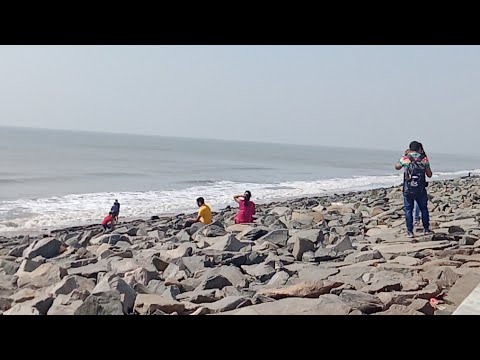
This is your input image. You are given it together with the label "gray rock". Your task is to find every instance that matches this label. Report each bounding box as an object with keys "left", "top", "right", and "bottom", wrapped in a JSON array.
[
  {"left": 373, "top": 305, "right": 424, "bottom": 315},
  {"left": 137, "top": 224, "right": 148, "bottom": 237},
  {"left": 221, "top": 297, "right": 351, "bottom": 315},
  {"left": 302, "top": 251, "right": 316, "bottom": 262},
  {"left": 331, "top": 236, "right": 354, "bottom": 253},
  {"left": 197, "top": 275, "right": 232, "bottom": 290},
  {"left": 266, "top": 271, "right": 290, "bottom": 286},
  {"left": 148, "top": 229, "right": 166, "bottom": 240},
  {"left": 134, "top": 294, "right": 198, "bottom": 315},
  {"left": 151, "top": 256, "right": 169, "bottom": 272},
  {"left": 361, "top": 279, "right": 402, "bottom": 294},
  {"left": 314, "top": 247, "right": 340, "bottom": 261},
  {"left": 207, "top": 234, "right": 246, "bottom": 252},
  {"left": 92, "top": 274, "right": 137, "bottom": 314},
  {"left": 188, "top": 222, "right": 206, "bottom": 236},
  {"left": 180, "top": 277, "right": 202, "bottom": 292},
  {"left": 258, "top": 230, "right": 289, "bottom": 247},
  {"left": 444, "top": 272, "right": 480, "bottom": 306},
  {"left": 108, "top": 258, "right": 155, "bottom": 276},
  {"left": 161, "top": 285, "right": 182, "bottom": 301},
  {"left": 47, "top": 292, "right": 85, "bottom": 315},
  {"left": 123, "top": 267, "right": 160, "bottom": 287},
  {"left": 17, "top": 263, "right": 68, "bottom": 289},
  {"left": 203, "top": 296, "right": 252, "bottom": 313},
  {"left": 16, "top": 294, "right": 54, "bottom": 315},
  {"left": 147, "top": 280, "right": 167, "bottom": 295},
  {"left": 50, "top": 275, "right": 95, "bottom": 296},
  {"left": 222, "top": 252, "right": 266, "bottom": 267},
  {"left": 176, "top": 289, "right": 221, "bottom": 304},
  {"left": 339, "top": 290, "right": 384, "bottom": 314},
  {"left": 271, "top": 207, "right": 291, "bottom": 216},
  {"left": 292, "top": 236, "right": 315, "bottom": 261},
  {"left": 181, "top": 256, "right": 207, "bottom": 275},
  {"left": 7, "top": 244, "right": 29, "bottom": 257},
  {"left": 67, "top": 260, "right": 109, "bottom": 278},
  {"left": 409, "top": 299, "right": 434, "bottom": 315},
  {"left": 91, "top": 234, "right": 131, "bottom": 246},
  {"left": 297, "top": 267, "right": 339, "bottom": 282},
  {"left": 202, "top": 224, "right": 227, "bottom": 238},
  {"left": 0, "top": 297, "right": 13, "bottom": 311},
  {"left": 23, "top": 237, "right": 62, "bottom": 259},
  {"left": 459, "top": 236, "right": 477, "bottom": 246},
  {"left": 289, "top": 229, "right": 324, "bottom": 244},
  {"left": 0, "top": 259, "right": 19, "bottom": 275},
  {"left": 346, "top": 250, "right": 384, "bottom": 263},
  {"left": 257, "top": 280, "right": 342, "bottom": 299},
  {"left": 237, "top": 227, "right": 269, "bottom": 241},
  {"left": 241, "top": 263, "right": 276, "bottom": 282},
  {"left": 127, "top": 227, "right": 139, "bottom": 236},
  {"left": 203, "top": 266, "right": 248, "bottom": 289},
  {"left": 77, "top": 230, "right": 97, "bottom": 247},
  {"left": 3, "top": 304, "right": 40, "bottom": 315},
  {"left": 391, "top": 256, "right": 422, "bottom": 266},
  {"left": 75, "top": 291, "right": 124, "bottom": 315}
]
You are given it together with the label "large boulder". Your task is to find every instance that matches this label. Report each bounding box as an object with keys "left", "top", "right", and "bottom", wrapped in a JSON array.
[
  {"left": 0, "top": 259, "right": 20, "bottom": 275},
  {"left": 134, "top": 294, "right": 198, "bottom": 315},
  {"left": 74, "top": 291, "right": 124, "bottom": 315},
  {"left": 50, "top": 275, "right": 95, "bottom": 296},
  {"left": 221, "top": 297, "right": 351, "bottom": 315},
  {"left": 257, "top": 280, "right": 342, "bottom": 299},
  {"left": 23, "top": 238, "right": 62, "bottom": 259},
  {"left": 92, "top": 274, "right": 137, "bottom": 314},
  {"left": 17, "top": 263, "right": 68, "bottom": 289},
  {"left": 241, "top": 263, "right": 276, "bottom": 283},
  {"left": 206, "top": 234, "right": 246, "bottom": 252},
  {"left": 292, "top": 236, "right": 315, "bottom": 261},
  {"left": 339, "top": 290, "right": 384, "bottom": 314},
  {"left": 258, "top": 230, "right": 289, "bottom": 247}
]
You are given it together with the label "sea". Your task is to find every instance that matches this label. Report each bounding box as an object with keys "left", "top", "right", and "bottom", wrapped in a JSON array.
[{"left": 1, "top": 126, "right": 479, "bottom": 234}]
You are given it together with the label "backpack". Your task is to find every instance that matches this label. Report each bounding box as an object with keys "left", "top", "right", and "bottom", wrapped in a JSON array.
[{"left": 403, "top": 154, "right": 427, "bottom": 196}]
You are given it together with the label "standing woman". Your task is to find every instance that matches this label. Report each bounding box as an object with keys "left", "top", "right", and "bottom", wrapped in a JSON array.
[
  {"left": 414, "top": 143, "right": 426, "bottom": 226},
  {"left": 233, "top": 191, "right": 256, "bottom": 224}
]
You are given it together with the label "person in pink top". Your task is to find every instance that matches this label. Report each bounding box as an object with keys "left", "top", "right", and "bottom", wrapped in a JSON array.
[{"left": 234, "top": 190, "right": 256, "bottom": 224}]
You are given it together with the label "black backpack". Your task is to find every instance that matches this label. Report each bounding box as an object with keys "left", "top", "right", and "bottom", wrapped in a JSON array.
[{"left": 403, "top": 154, "right": 427, "bottom": 196}]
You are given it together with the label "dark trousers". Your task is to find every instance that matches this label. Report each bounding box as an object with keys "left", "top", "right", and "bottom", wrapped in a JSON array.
[
  {"left": 184, "top": 219, "right": 196, "bottom": 228},
  {"left": 404, "top": 190, "right": 429, "bottom": 233}
]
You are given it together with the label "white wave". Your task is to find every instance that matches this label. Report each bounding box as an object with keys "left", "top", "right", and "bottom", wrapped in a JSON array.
[{"left": 0, "top": 169, "right": 478, "bottom": 233}]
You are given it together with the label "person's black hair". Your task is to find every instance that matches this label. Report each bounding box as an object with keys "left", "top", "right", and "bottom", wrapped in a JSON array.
[
  {"left": 196, "top": 197, "right": 205, "bottom": 205},
  {"left": 244, "top": 191, "right": 252, "bottom": 205},
  {"left": 418, "top": 142, "right": 424, "bottom": 154},
  {"left": 409, "top": 141, "right": 421, "bottom": 152},
  {"left": 109, "top": 211, "right": 113, "bottom": 215}
]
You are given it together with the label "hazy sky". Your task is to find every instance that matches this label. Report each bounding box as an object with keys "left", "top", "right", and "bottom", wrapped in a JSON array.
[{"left": 1, "top": 45, "right": 480, "bottom": 154}]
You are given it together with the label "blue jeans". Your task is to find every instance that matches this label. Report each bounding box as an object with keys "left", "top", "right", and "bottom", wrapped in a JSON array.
[
  {"left": 414, "top": 201, "right": 421, "bottom": 221},
  {"left": 404, "top": 190, "right": 429, "bottom": 233}
]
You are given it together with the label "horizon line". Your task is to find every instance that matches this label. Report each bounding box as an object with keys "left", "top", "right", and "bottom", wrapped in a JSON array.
[{"left": 0, "top": 124, "right": 405, "bottom": 153}]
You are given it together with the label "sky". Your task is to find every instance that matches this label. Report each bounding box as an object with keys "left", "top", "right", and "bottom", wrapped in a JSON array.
[{"left": 1, "top": 45, "right": 480, "bottom": 154}]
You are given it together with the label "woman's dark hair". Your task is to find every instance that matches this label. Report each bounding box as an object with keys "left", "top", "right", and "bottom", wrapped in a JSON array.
[
  {"left": 409, "top": 141, "right": 421, "bottom": 152},
  {"left": 244, "top": 191, "right": 252, "bottom": 205},
  {"left": 418, "top": 142, "right": 424, "bottom": 154}
]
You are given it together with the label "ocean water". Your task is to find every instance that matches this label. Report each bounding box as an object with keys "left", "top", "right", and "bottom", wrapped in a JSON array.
[{"left": 1, "top": 126, "right": 479, "bottom": 233}]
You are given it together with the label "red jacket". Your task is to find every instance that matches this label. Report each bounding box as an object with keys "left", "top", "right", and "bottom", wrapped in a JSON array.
[{"left": 102, "top": 214, "right": 113, "bottom": 225}]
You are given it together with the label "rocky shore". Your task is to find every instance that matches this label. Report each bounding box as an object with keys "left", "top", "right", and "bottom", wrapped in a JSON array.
[{"left": 1, "top": 177, "right": 480, "bottom": 315}]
